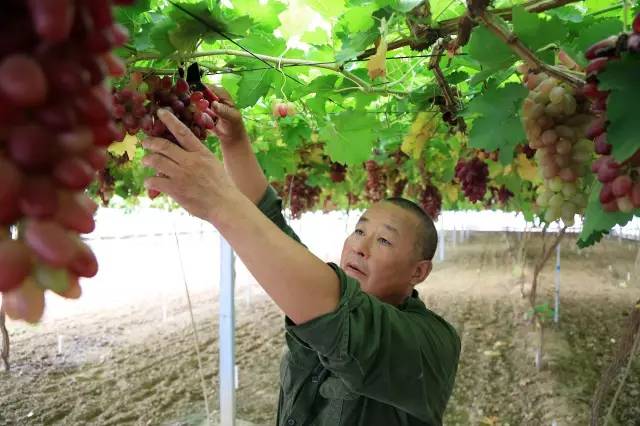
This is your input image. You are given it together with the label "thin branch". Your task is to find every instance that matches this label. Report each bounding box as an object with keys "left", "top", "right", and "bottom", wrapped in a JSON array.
[
  {"left": 476, "top": 9, "right": 585, "bottom": 88},
  {"left": 129, "top": 49, "right": 385, "bottom": 94},
  {"left": 0, "top": 305, "right": 9, "bottom": 372},
  {"left": 356, "top": 0, "right": 582, "bottom": 60},
  {"left": 604, "top": 323, "right": 640, "bottom": 425},
  {"left": 530, "top": 227, "right": 566, "bottom": 308},
  {"left": 591, "top": 300, "right": 640, "bottom": 425}
]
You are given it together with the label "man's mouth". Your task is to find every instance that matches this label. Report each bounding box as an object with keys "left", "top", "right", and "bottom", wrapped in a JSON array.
[{"left": 345, "top": 263, "right": 367, "bottom": 277}]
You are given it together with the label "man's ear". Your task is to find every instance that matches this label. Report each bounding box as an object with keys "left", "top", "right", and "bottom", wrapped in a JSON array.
[{"left": 410, "top": 259, "right": 432, "bottom": 285}]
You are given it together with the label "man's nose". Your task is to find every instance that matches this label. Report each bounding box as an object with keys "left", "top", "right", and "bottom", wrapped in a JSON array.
[{"left": 352, "top": 237, "right": 370, "bottom": 258}]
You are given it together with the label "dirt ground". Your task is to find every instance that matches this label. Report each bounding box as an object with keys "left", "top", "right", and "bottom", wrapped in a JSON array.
[{"left": 1, "top": 231, "right": 640, "bottom": 426}]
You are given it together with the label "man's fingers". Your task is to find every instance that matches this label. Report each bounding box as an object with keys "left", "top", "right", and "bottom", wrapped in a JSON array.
[
  {"left": 144, "top": 175, "right": 173, "bottom": 194},
  {"left": 208, "top": 85, "right": 234, "bottom": 106},
  {"left": 211, "top": 100, "right": 240, "bottom": 121},
  {"left": 142, "top": 153, "right": 180, "bottom": 177},
  {"left": 157, "top": 109, "right": 203, "bottom": 153},
  {"left": 142, "top": 137, "right": 186, "bottom": 164}
]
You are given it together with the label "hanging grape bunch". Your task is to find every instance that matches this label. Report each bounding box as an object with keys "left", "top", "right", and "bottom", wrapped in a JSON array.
[
  {"left": 111, "top": 71, "right": 221, "bottom": 199},
  {"left": 585, "top": 13, "right": 640, "bottom": 213},
  {"left": 281, "top": 173, "right": 322, "bottom": 219},
  {"left": 112, "top": 73, "right": 219, "bottom": 143},
  {"left": 329, "top": 162, "right": 347, "bottom": 183},
  {"left": 364, "top": 160, "right": 387, "bottom": 202},
  {"left": 487, "top": 185, "right": 514, "bottom": 207},
  {"left": 455, "top": 157, "right": 489, "bottom": 203},
  {"left": 419, "top": 184, "right": 442, "bottom": 219},
  {"left": 519, "top": 62, "right": 593, "bottom": 226},
  {"left": 0, "top": 0, "right": 133, "bottom": 323}
]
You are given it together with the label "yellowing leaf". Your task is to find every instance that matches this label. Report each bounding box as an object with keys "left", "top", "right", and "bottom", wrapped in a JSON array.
[
  {"left": 367, "top": 37, "right": 387, "bottom": 80},
  {"left": 401, "top": 113, "right": 438, "bottom": 159},
  {"left": 109, "top": 134, "right": 138, "bottom": 160},
  {"left": 443, "top": 184, "right": 459, "bottom": 202},
  {"left": 516, "top": 153, "right": 539, "bottom": 181}
]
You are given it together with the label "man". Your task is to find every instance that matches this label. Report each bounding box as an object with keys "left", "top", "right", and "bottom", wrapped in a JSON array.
[{"left": 142, "top": 87, "right": 461, "bottom": 425}]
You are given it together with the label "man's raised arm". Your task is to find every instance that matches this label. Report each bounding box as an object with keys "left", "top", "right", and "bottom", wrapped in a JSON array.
[
  {"left": 207, "top": 87, "right": 268, "bottom": 205},
  {"left": 142, "top": 109, "right": 340, "bottom": 325}
]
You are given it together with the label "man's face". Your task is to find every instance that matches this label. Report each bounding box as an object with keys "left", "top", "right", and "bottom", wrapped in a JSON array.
[{"left": 339, "top": 202, "right": 431, "bottom": 303}]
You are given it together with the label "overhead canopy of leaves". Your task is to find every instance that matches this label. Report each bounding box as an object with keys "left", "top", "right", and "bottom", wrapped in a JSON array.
[{"left": 108, "top": 0, "right": 638, "bottom": 248}]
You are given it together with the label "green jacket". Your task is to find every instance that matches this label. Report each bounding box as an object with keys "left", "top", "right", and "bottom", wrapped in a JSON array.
[{"left": 257, "top": 187, "right": 460, "bottom": 426}]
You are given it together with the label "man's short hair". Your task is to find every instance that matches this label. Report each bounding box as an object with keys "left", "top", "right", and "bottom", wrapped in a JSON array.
[{"left": 384, "top": 197, "right": 438, "bottom": 261}]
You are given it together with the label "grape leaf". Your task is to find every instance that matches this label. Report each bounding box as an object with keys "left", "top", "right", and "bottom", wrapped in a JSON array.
[
  {"left": 230, "top": 0, "right": 285, "bottom": 30},
  {"left": 109, "top": 134, "right": 138, "bottom": 160},
  {"left": 466, "top": 84, "right": 528, "bottom": 165},
  {"left": 512, "top": 6, "right": 568, "bottom": 51},
  {"left": 320, "top": 111, "right": 380, "bottom": 166},
  {"left": 339, "top": 5, "right": 378, "bottom": 32},
  {"left": 578, "top": 181, "right": 634, "bottom": 248},
  {"left": 280, "top": 120, "right": 312, "bottom": 149},
  {"left": 597, "top": 55, "right": 640, "bottom": 163},
  {"left": 306, "top": 0, "right": 347, "bottom": 18},
  {"left": 302, "top": 28, "right": 330, "bottom": 45},
  {"left": 236, "top": 70, "right": 276, "bottom": 108},
  {"left": 467, "top": 26, "right": 516, "bottom": 70},
  {"left": 336, "top": 29, "right": 380, "bottom": 62},
  {"left": 546, "top": 6, "right": 585, "bottom": 23},
  {"left": 257, "top": 147, "right": 297, "bottom": 181},
  {"left": 114, "top": 0, "right": 151, "bottom": 30},
  {"left": 149, "top": 17, "right": 178, "bottom": 56}
]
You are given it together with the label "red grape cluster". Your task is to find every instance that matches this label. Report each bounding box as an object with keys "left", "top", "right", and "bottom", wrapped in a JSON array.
[
  {"left": 281, "top": 173, "right": 321, "bottom": 219},
  {"left": 113, "top": 74, "right": 219, "bottom": 142},
  {"left": 488, "top": 185, "right": 514, "bottom": 206},
  {"left": 329, "top": 162, "right": 347, "bottom": 183},
  {"left": 364, "top": 160, "right": 387, "bottom": 202},
  {"left": 112, "top": 74, "right": 220, "bottom": 198},
  {"left": 584, "top": 13, "right": 640, "bottom": 213},
  {"left": 419, "top": 184, "right": 442, "bottom": 219},
  {"left": 0, "top": 0, "right": 132, "bottom": 323},
  {"left": 520, "top": 64, "right": 593, "bottom": 226},
  {"left": 455, "top": 158, "right": 489, "bottom": 203}
]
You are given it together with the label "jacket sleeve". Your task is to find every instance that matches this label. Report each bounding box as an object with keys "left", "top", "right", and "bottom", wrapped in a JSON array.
[{"left": 285, "top": 263, "right": 461, "bottom": 422}]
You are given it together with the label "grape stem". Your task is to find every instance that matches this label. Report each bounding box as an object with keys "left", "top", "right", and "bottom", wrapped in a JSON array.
[
  {"left": 428, "top": 40, "right": 467, "bottom": 131},
  {"left": 475, "top": 9, "right": 585, "bottom": 88}
]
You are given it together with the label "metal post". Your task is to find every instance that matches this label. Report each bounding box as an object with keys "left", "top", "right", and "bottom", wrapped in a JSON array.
[
  {"left": 554, "top": 243, "right": 560, "bottom": 324},
  {"left": 219, "top": 237, "right": 236, "bottom": 426}
]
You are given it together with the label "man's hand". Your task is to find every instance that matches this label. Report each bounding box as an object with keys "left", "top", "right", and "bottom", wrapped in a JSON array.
[
  {"left": 208, "top": 85, "right": 249, "bottom": 146},
  {"left": 142, "top": 108, "right": 236, "bottom": 222}
]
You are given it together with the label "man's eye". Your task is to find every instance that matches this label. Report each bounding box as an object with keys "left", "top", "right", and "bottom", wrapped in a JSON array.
[
  {"left": 378, "top": 238, "right": 392, "bottom": 246},
  {"left": 354, "top": 229, "right": 364, "bottom": 236}
]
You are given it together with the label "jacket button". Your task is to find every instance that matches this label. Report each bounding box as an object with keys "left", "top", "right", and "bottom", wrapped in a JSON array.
[{"left": 287, "top": 418, "right": 296, "bottom": 426}]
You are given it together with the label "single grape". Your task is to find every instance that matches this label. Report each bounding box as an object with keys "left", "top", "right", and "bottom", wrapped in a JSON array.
[
  {"left": 0, "top": 241, "right": 33, "bottom": 293},
  {"left": 0, "top": 54, "right": 48, "bottom": 107},
  {"left": 2, "top": 277, "right": 46, "bottom": 324},
  {"left": 24, "top": 220, "right": 77, "bottom": 268}
]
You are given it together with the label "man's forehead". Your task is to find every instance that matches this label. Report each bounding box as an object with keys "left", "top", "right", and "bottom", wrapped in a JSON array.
[{"left": 358, "top": 203, "right": 417, "bottom": 229}]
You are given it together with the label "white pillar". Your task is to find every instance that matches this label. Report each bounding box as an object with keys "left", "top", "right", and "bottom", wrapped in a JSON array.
[
  {"left": 554, "top": 243, "right": 561, "bottom": 324},
  {"left": 219, "top": 237, "right": 236, "bottom": 426}
]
